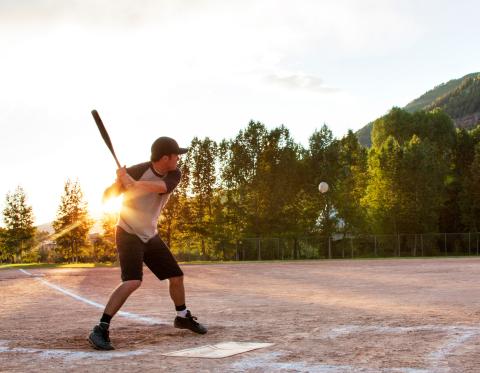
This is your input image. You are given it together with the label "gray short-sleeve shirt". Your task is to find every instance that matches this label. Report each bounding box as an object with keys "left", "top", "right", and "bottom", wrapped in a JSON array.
[{"left": 117, "top": 162, "right": 181, "bottom": 243}]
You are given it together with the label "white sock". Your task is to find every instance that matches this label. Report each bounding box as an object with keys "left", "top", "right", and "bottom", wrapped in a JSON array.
[{"left": 176, "top": 309, "right": 188, "bottom": 318}]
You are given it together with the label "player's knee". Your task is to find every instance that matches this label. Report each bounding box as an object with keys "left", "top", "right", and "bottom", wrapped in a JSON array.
[
  {"left": 124, "top": 279, "right": 142, "bottom": 291},
  {"left": 169, "top": 275, "right": 183, "bottom": 286}
]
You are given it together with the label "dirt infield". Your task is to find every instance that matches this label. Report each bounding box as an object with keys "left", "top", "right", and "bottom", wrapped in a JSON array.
[{"left": 1, "top": 258, "right": 480, "bottom": 372}]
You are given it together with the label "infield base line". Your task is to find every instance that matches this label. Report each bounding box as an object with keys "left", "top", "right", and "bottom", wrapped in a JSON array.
[{"left": 18, "top": 269, "right": 167, "bottom": 325}]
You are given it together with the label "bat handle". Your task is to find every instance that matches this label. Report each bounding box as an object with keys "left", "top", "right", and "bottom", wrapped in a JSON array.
[{"left": 114, "top": 157, "right": 122, "bottom": 169}]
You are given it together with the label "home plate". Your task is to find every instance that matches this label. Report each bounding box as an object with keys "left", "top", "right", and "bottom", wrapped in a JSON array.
[{"left": 161, "top": 342, "right": 274, "bottom": 358}]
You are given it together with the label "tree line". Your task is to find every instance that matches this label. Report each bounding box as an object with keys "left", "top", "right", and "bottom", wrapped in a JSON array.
[{"left": 1, "top": 107, "right": 480, "bottom": 263}]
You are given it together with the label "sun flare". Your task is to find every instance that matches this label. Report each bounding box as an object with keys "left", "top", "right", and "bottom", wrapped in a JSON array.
[{"left": 102, "top": 195, "right": 123, "bottom": 214}]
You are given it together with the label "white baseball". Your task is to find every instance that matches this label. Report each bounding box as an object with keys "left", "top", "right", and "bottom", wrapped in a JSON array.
[{"left": 318, "top": 181, "right": 329, "bottom": 193}]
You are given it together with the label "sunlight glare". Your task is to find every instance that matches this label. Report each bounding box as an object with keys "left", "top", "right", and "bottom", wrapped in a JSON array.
[{"left": 102, "top": 195, "right": 123, "bottom": 214}]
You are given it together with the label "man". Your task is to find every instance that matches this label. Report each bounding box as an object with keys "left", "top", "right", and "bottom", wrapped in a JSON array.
[{"left": 88, "top": 136, "right": 207, "bottom": 351}]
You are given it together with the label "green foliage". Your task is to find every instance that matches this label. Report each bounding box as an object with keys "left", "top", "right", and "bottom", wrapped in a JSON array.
[
  {"left": 404, "top": 73, "right": 479, "bottom": 113},
  {"left": 357, "top": 72, "right": 480, "bottom": 147},
  {"left": 362, "top": 136, "right": 404, "bottom": 234},
  {"left": 372, "top": 107, "right": 456, "bottom": 151},
  {"left": 92, "top": 213, "right": 118, "bottom": 262},
  {"left": 335, "top": 130, "right": 368, "bottom": 234},
  {"left": 34, "top": 230, "right": 51, "bottom": 263},
  {"left": 459, "top": 143, "right": 480, "bottom": 231},
  {"left": 365, "top": 108, "right": 453, "bottom": 235},
  {"left": 425, "top": 74, "right": 480, "bottom": 120},
  {"left": 159, "top": 115, "right": 480, "bottom": 261},
  {"left": 16, "top": 116, "right": 478, "bottom": 264},
  {"left": 356, "top": 122, "right": 373, "bottom": 147},
  {"left": 219, "top": 122, "right": 306, "bottom": 239},
  {"left": 1, "top": 186, "right": 36, "bottom": 263},
  {"left": 372, "top": 107, "right": 414, "bottom": 148},
  {"left": 304, "top": 125, "right": 340, "bottom": 236},
  {"left": 52, "top": 179, "right": 93, "bottom": 263}
]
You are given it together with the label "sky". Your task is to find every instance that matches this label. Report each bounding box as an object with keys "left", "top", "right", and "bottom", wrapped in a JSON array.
[{"left": 1, "top": 0, "right": 479, "bottom": 226}]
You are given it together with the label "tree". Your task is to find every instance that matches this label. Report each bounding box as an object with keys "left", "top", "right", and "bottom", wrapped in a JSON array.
[
  {"left": 1, "top": 186, "right": 36, "bottom": 263},
  {"left": 52, "top": 179, "right": 93, "bottom": 262},
  {"left": 92, "top": 212, "right": 118, "bottom": 262},
  {"left": 220, "top": 121, "right": 269, "bottom": 238},
  {"left": 188, "top": 137, "right": 217, "bottom": 257},
  {"left": 362, "top": 136, "right": 404, "bottom": 234},
  {"left": 335, "top": 130, "right": 368, "bottom": 235},
  {"left": 34, "top": 230, "right": 51, "bottom": 263},
  {"left": 460, "top": 143, "right": 480, "bottom": 231},
  {"left": 400, "top": 135, "right": 447, "bottom": 233},
  {"left": 372, "top": 107, "right": 414, "bottom": 148},
  {"left": 305, "top": 124, "right": 340, "bottom": 237},
  {"left": 158, "top": 156, "right": 195, "bottom": 258},
  {"left": 0, "top": 227, "right": 6, "bottom": 262},
  {"left": 259, "top": 126, "right": 304, "bottom": 236}
]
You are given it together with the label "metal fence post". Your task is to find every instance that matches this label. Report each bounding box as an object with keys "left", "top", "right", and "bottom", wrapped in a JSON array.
[
  {"left": 413, "top": 234, "right": 417, "bottom": 257},
  {"left": 469, "top": 232, "right": 471, "bottom": 255},
  {"left": 421, "top": 234, "right": 424, "bottom": 256},
  {"left": 258, "top": 238, "right": 261, "bottom": 261},
  {"left": 397, "top": 234, "right": 401, "bottom": 257},
  {"left": 227, "top": 232, "right": 480, "bottom": 263},
  {"left": 445, "top": 233, "right": 447, "bottom": 255}
]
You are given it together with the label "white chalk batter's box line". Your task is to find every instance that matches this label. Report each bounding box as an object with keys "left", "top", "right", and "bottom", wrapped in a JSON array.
[
  {"left": 18, "top": 268, "right": 168, "bottom": 325},
  {"left": 13, "top": 269, "right": 480, "bottom": 371},
  {"left": 231, "top": 324, "right": 480, "bottom": 373}
]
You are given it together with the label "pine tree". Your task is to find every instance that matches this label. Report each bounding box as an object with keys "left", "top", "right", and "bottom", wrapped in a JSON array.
[
  {"left": 1, "top": 186, "right": 36, "bottom": 263},
  {"left": 52, "top": 179, "right": 93, "bottom": 262}
]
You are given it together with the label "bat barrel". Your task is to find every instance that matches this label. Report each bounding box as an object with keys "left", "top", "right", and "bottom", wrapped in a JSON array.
[{"left": 91, "top": 109, "right": 122, "bottom": 169}]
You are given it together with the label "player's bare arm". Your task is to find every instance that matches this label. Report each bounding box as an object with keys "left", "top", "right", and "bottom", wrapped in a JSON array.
[
  {"left": 116, "top": 167, "right": 168, "bottom": 193},
  {"left": 102, "top": 180, "right": 123, "bottom": 202}
]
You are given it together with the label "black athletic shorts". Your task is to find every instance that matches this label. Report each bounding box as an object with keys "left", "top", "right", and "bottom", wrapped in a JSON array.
[{"left": 116, "top": 226, "right": 184, "bottom": 281}]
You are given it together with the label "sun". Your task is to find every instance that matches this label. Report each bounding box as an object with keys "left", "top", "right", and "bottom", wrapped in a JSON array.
[{"left": 102, "top": 195, "right": 124, "bottom": 214}]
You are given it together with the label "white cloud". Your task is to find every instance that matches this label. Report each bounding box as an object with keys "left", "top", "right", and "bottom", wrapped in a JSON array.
[{"left": 265, "top": 73, "right": 338, "bottom": 93}]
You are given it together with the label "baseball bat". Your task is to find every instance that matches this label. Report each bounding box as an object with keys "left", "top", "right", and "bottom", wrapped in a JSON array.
[{"left": 91, "top": 109, "right": 122, "bottom": 169}]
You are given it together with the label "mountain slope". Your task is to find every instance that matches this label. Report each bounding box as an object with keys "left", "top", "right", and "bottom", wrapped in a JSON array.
[{"left": 357, "top": 72, "right": 480, "bottom": 147}]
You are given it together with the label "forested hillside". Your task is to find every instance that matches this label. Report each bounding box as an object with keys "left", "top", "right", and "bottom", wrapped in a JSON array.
[{"left": 357, "top": 73, "right": 480, "bottom": 147}]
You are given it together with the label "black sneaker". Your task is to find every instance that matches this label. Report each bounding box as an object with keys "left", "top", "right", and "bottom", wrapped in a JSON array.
[
  {"left": 174, "top": 311, "right": 208, "bottom": 334},
  {"left": 88, "top": 325, "right": 115, "bottom": 350}
]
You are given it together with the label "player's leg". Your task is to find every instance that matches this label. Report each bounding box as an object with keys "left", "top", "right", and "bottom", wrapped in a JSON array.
[
  {"left": 168, "top": 275, "right": 185, "bottom": 307},
  {"left": 104, "top": 279, "right": 142, "bottom": 316},
  {"left": 88, "top": 227, "right": 145, "bottom": 350},
  {"left": 144, "top": 235, "right": 207, "bottom": 334}
]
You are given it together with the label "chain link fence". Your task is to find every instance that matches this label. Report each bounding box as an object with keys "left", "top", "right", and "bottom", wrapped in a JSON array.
[{"left": 173, "top": 233, "right": 480, "bottom": 261}]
